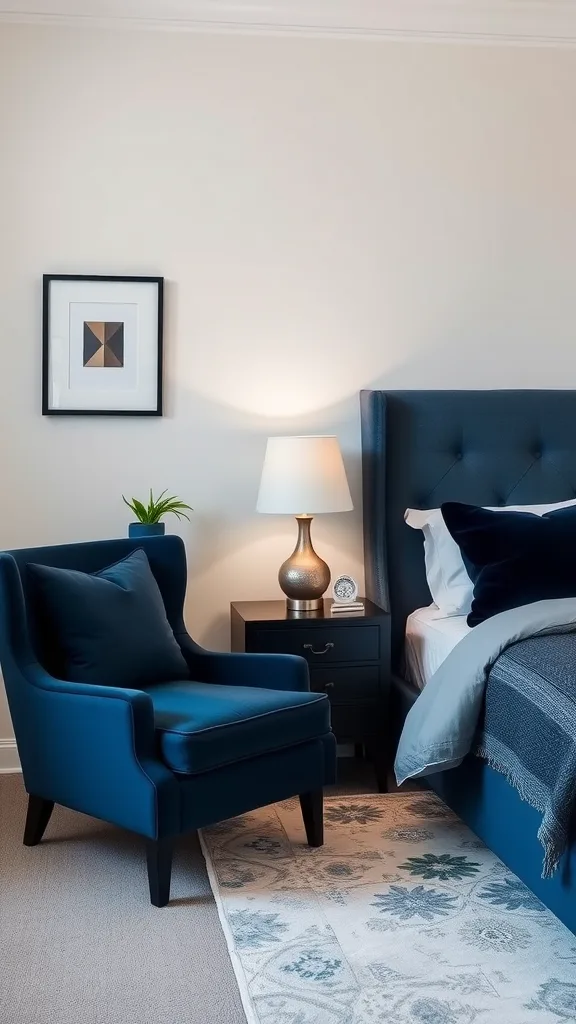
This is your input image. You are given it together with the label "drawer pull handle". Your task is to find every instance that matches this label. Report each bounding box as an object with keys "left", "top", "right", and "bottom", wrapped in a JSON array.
[
  {"left": 303, "top": 642, "right": 334, "bottom": 656},
  {"left": 322, "top": 681, "right": 335, "bottom": 691}
]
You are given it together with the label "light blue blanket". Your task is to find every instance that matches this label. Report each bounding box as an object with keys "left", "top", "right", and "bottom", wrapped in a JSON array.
[{"left": 395, "top": 598, "right": 576, "bottom": 786}]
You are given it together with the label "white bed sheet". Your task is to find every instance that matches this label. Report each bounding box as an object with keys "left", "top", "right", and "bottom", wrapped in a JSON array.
[{"left": 405, "top": 606, "right": 471, "bottom": 690}]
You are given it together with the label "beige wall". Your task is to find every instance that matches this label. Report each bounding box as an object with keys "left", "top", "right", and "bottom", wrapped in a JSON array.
[{"left": 1, "top": 25, "right": 576, "bottom": 753}]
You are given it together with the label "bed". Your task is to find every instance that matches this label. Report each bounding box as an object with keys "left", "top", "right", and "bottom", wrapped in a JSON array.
[
  {"left": 404, "top": 606, "right": 470, "bottom": 690},
  {"left": 360, "top": 388, "right": 576, "bottom": 935}
]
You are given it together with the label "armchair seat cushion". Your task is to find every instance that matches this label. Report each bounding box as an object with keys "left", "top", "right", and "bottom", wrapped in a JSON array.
[{"left": 144, "top": 680, "right": 330, "bottom": 775}]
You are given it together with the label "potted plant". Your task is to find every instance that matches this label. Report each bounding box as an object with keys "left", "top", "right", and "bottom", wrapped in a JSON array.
[{"left": 123, "top": 490, "right": 193, "bottom": 538}]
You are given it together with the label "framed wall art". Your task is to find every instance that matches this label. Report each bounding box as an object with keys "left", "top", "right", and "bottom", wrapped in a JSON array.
[{"left": 42, "top": 274, "right": 164, "bottom": 416}]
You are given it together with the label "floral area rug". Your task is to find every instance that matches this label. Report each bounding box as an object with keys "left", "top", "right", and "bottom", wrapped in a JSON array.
[{"left": 199, "top": 793, "right": 576, "bottom": 1024}]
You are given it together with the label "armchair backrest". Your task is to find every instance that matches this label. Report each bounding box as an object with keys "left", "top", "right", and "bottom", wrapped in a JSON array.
[{"left": 0, "top": 535, "right": 188, "bottom": 676}]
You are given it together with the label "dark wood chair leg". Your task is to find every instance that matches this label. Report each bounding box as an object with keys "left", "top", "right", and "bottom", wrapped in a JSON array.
[
  {"left": 299, "top": 789, "right": 324, "bottom": 847},
  {"left": 146, "top": 838, "right": 174, "bottom": 907},
  {"left": 23, "top": 795, "right": 54, "bottom": 846}
]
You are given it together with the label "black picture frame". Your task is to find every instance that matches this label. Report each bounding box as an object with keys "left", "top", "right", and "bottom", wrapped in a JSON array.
[{"left": 42, "top": 274, "right": 164, "bottom": 416}]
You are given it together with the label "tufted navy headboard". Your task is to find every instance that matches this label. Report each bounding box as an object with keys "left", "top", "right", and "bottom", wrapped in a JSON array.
[{"left": 360, "top": 390, "right": 576, "bottom": 667}]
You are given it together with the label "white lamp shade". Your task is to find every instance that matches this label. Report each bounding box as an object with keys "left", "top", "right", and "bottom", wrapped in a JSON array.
[{"left": 257, "top": 436, "right": 353, "bottom": 515}]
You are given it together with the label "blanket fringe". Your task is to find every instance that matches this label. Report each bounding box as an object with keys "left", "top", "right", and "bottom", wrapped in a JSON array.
[{"left": 474, "top": 745, "right": 564, "bottom": 879}]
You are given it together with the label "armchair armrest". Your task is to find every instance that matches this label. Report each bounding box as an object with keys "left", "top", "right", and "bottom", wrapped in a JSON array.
[
  {"left": 0, "top": 551, "right": 177, "bottom": 839},
  {"left": 18, "top": 664, "right": 179, "bottom": 839},
  {"left": 175, "top": 632, "right": 310, "bottom": 692}
]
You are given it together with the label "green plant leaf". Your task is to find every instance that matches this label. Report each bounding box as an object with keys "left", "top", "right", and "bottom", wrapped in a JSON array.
[
  {"left": 123, "top": 490, "right": 192, "bottom": 524},
  {"left": 132, "top": 498, "right": 151, "bottom": 523},
  {"left": 122, "top": 495, "right": 137, "bottom": 516},
  {"left": 152, "top": 496, "right": 192, "bottom": 521}
]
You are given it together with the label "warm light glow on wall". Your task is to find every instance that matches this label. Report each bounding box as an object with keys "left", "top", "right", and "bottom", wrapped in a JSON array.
[{"left": 181, "top": 330, "right": 398, "bottom": 418}]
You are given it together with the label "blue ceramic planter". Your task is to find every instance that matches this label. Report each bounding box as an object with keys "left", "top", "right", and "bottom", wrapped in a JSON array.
[{"left": 128, "top": 522, "right": 166, "bottom": 538}]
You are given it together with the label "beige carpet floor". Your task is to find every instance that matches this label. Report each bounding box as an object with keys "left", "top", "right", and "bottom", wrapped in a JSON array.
[{"left": 0, "top": 761, "right": 382, "bottom": 1024}]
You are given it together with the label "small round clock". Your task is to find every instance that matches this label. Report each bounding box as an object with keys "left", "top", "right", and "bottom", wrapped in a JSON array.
[{"left": 332, "top": 574, "right": 359, "bottom": 605}]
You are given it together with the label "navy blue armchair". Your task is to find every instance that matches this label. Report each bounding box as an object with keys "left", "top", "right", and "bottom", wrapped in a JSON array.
[{"left": 0, "top": 536, "right": 336, "bottom": 906}]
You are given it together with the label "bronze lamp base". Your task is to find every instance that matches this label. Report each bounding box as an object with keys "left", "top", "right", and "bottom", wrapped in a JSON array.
[{"left": 278, "top": 515, "right": 330, "bottom": 612}]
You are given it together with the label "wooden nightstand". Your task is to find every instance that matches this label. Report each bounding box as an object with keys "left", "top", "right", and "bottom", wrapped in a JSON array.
[{"left": 230, "top": 598, "right": 391, "bottom": 791}]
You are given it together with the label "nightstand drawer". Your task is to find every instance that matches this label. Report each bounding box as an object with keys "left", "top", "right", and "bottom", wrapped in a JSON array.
[
  {"left": 252, "top": 625, "right": 380, "bottom": 664},
  {"left": 309, "top": 666, "right": 380, "bottom": 703},
  {"left": 231, "top": 598, "right": 390, "bottom": 791}
]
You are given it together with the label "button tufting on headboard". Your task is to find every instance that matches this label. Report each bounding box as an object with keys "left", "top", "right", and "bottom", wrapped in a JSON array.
[{"left": 360, "top": 389, "right": 576, "bottom": 667}]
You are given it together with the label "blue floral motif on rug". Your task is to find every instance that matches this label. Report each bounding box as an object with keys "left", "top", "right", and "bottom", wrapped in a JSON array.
[{"left": 200, "top": 793, "right": 576, "bottom": 1024}]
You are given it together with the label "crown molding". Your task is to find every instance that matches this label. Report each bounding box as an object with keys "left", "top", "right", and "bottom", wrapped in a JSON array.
[{"left": 1, "top": 1, "right": 576, "bottom": 47}]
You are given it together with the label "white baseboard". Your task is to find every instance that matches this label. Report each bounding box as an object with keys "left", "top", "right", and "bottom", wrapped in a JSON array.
[{"left": 0, "top": 739, "right": 21, "bottom": 774}]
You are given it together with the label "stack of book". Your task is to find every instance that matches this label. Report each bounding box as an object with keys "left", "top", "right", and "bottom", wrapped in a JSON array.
[{"left": 330, "top": 601, "right": 365, "bottom": 615}]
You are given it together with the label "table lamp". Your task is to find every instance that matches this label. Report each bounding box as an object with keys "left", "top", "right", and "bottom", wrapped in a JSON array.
[{"left": 257, "top": 435, "right": 353, "bottom": 612}]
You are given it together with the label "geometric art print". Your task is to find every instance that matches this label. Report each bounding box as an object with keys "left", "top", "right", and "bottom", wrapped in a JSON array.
[{"left": 83, "top": 321, "right": 124, "bottom": 368}]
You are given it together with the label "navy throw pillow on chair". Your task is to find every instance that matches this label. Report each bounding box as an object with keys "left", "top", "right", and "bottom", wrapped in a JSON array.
[
  {"left": 441, "top": 501, "right": 576, "bottom": 626},
  {"left": 28, "top": 548, "right": 190, "bottom": 688}
]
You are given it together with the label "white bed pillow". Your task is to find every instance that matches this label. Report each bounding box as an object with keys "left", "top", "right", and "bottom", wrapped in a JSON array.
[{"left": 405, "top": 498, "right": 576, "bottom": 616}]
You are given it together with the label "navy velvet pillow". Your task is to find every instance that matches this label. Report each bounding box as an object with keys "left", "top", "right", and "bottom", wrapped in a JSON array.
[
  {"left": 441, "top": 502, "right": 576, "bottom": 626},
  {"left": 28, "top": 548, "right": 190, "bottom": 687}
]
